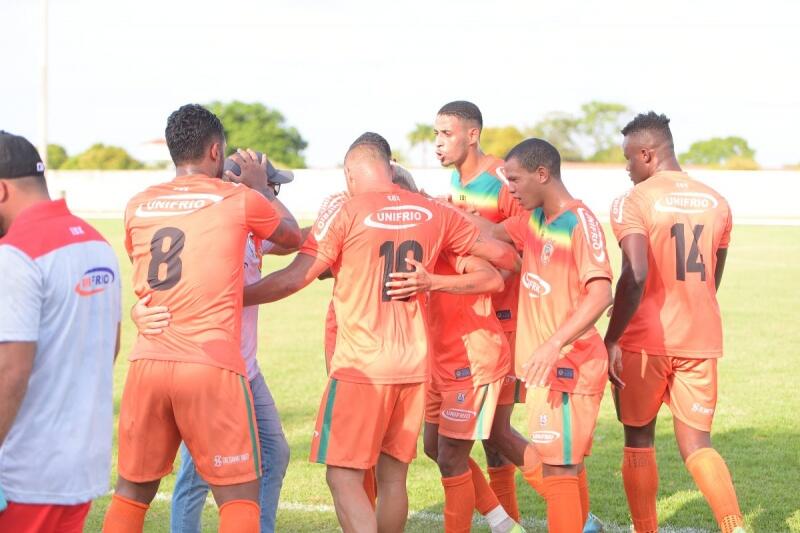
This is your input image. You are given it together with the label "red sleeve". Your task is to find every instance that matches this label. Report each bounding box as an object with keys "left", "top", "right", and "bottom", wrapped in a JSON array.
[
  {"left": 501, "top": 214, "right": 529, "bottom": 253},
  {"left": 299, "top": 196, "right": 349, "bottom": 267},
  {"left": 244, "top": 188, "right": 281, "bottom": 239},
  {"left": 609, "top": 189, "right": 647, "bottom": 244},
  {"left": 719, "top": 203, "right": 733, "bottom": 249},
  {"left": 497, "top": 184, "right": 527, "bottom": 219},
  {"left": 440, "top": 206, "right": 481, "bottom": 257},
  {"left": 574, "top": 207, "right": 614, "bottom": 289},
  {"left": 123, "top": 204, "right": 134, "bottom": 258}
]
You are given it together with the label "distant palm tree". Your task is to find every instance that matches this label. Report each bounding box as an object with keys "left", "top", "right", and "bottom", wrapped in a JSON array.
[{"left": 407, "top": 123, "right": 433, "bottom": 167}]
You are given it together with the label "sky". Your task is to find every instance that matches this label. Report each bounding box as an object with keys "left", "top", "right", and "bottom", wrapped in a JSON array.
[{"left": 1, "top": 0, "right": 799, "bottom": 168}]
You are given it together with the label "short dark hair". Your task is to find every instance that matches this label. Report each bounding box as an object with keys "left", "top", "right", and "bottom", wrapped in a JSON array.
[
  {"left": 621, "top": 111, "right": 673, "bottom": 145},
  {"left": 165, "top": 104, "right": 225, "bottom": 165},
  {"left": 506, "top": 138, "right": 561, "bottom": 179},
  {"left": 437, "top": 100, "right": 483, "bottom": 130},
  {"left": 349, "top": 132, "right": 392, "bottom": 159}
]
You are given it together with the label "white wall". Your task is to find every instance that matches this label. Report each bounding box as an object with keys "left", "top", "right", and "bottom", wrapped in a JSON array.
[{"left": 48, "top": 167, "right": 800, "bottom": 225}]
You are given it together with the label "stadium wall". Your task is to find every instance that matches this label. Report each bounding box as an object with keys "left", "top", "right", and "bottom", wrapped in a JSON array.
[{"left": 48, "top": 167, "right": 800, "bottom": 225}]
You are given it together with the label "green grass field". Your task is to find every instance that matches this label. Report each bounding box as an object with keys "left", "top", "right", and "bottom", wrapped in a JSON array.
[{"left": 83, "top": 220, "right": 800, "bottom": 532}]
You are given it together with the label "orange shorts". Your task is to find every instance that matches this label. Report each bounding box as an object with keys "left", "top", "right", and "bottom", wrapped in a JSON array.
[
  {"left": 614, "top": 351, "right": 718, "bottom": 431},
  {"left": 526, "top": 387, "right": 602, "bottom": 466},
  {"left": 0, "top": 501, "right": 90, "bottom": 533},
  {"left": 309, "top": 379, "right": 424, "bottom": 469},
  {"left": 425, "top": 378, "right": 503, "bottom": 441},
  {"left": 498, "top": 331, "right": 526, "bottom": 405},
  {"left": 118, "top": 359, "right": 261, "bottom": 486}
]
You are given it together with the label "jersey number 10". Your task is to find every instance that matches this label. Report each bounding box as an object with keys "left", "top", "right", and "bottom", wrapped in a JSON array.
[{"left": 379, "top": 240, "right": 423, "bottom": 302}]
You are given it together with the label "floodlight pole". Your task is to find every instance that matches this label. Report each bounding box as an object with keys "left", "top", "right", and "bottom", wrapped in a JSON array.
[{"left": 40, "top": 0, "right": 48, "bottom": 167}]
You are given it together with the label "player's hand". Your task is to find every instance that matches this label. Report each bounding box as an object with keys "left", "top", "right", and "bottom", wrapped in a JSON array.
[
  {"left": 225, "top": 149, "right": 274, "bottom": 199},
  {"left": 459, "top": 203, "right": 481, "bottom": 217},
  {"left": 605, "top": 339, "right": 625, "bottom": 389},
  {"left": 131, "top": 294, "right": 171, "bottom": 335},
  {"left": 385, "top": 258, "right": 431, "bottom": 299},
  {"left": 522, "top": 339, "right": 561, "bottom": 388}
]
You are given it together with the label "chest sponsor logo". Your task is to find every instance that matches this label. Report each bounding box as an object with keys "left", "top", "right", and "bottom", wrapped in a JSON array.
[
  {"left": 577, "top": 207, "right": 607, "bottom": 263},
  {"left": 522, "top": 272, "right": 551, "bottom": 298},
  {"left": 654, "top": 192, "right": 719, "bottom": 214},
  {"left": 531, "top": 430, "right": 560, "bottom": 443},
  {"left": 135, "top": 193, "right": 223, "bottom": 218},
  {"left": 441, "top": 408, "right": 475, "bottom": 422},
  {"left": 556, "top": 367, "right": 574, "bottom": 379},
  {"left": 541, "top": 239, "right": 554, "bottom": 265},
  {"left": 75, "top": 267, "right": 116, "bottom": 296},
  {"left": 363, "top": 205, "right": 433, "bottom": 230}
]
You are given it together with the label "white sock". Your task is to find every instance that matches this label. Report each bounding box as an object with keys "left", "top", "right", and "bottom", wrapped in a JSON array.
[{"left": 486, "top": 504, "right": 511, "bottom": 528}]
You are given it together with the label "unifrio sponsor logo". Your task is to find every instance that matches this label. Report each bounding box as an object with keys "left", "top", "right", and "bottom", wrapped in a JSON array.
[
  {"left": 522, "top": 272, "right": 551, "bottom": 298},
  {"left": 654, "top": 192, "right": 719, "bottom": 214},
  {"left": 135, "top": 193, "right": 223, "bottom": 218},
  {"left": 363, "top": 205, "right": 433, "bottom": 230},
  {"left": 75, "top": 267, "right": 115, "bottom": 296},
  {"left": 441, "top": 408, "right": 476, "bottom": 422},
  {"left": 531, "top": 430, "right": 560, "bottom": 443},
  {"left": 577, "top": 207, "right": 607, "bottom": 263}
]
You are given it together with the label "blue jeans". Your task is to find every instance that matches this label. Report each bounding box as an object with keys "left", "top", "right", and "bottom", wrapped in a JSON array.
[{"left": 170, "top": 372, "right": 290, "bottom": 533}]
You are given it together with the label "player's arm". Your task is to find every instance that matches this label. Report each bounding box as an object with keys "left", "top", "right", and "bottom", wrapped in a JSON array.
[
  {"left": 603, "top": 233, "right": 649, "bottom": 388},
  {"left": 465, "top": 234, "right": 521, "bottom": 273},
  {"left": 0, "top": 341, "right": 35, "bottom": 446},
  {"left": 244, "top": 252, "right": 331, "bottom": 306},
  {"left": 715, "top": 248, "right": 728, "bottom": 292},
  {"left": 114, "top": 322, "right": 121, "bottom": 362},
  {"left": 523, "top": 277, "right": 613, "bottom": 388},
  {"left": 265, "top": 226, "right": 312, "bottom": 256},
  {"left": 385, "top": 255, "right": 503, "bottom": 299}
]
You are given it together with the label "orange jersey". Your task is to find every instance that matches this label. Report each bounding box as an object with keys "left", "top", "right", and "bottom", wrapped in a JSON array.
[
  {"left": 450, "top": 155, "right": 527, "bottom": 332},
  {"left": 503, "top": 201, "right": 613, "bottom": 394},
  {"left": 428, "top": 251, "right": 511, "bottom": 390},
  {"left": 610, "top": 171, "right": 732, "bottom": 358},
  {"left": 300, "top": 187, "right": 481, "bottom": 385},
  {"left": 124, "top": 174, "right": 281, "bottom": 375}
]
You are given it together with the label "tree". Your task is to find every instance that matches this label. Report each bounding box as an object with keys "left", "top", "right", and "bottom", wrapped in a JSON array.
[
  {"left": 61, "top": 144, "right": 144, "bottom": 170},
  {"left": 407, "top": 123, "right": 433, "bottom": 166},
  {"left": 47, "top": 144, "right": 68, "bottom": 169},
  {"left": 480, "top": 126, "right": 525, "bottom": 160},
  {"left": 579, "top": 101, "right": 630, "bottom": 162},
  {"left": 205, "top": 101, "right": 307, "bottom": 168},
  {"left": 527, "top": 112, "right": 583, "bottom": 162},
  {"left": 679, "top": 136, "right": 758, "bottom": 169}
]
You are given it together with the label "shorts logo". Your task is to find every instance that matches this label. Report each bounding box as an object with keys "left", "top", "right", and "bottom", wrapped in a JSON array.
[
  {"left": 539, "top": 414, "right": 548, "bottom": 427},
  {"left": 135, "top": 193, "right": 223, "bottom": 218},
  {"left": 213, "top": 453, "right": 250, "bottom": 468},
  {"left": 556, "top": 367, "right": 574, "bottom": 380},
  {"left": 522, "top": 272, "right": 551, "bottom": 298},
  {"left": 691, "top": 403, "right": 714, "bottom": 415},
  {"left": 456, "top": 392, "right": 467, "bottom": 403},
  {"left": 654, "top": 192, "right": 719, "bottom": 214},
  {"left": 541, "top": 240, "right": 554, "bottom": 265},
  {"left": 363, "top": 205, "right": 433, "bottom": 230},
  {"left": 455, "top": 368, "right": 471, "bottom": 379},
  {"left": 75, "top": 267, "right": 115, "bottom": 296},
  {"left": 496, "top": 309, "right": 512, "bottom": 321},
  {"left": 577, "top": 207, "right": 607, "bottom": 263},
  {"left": 442, "top": 408, "right": 475, "bottom": 422},
  {"left": 531, "top": 430, "right": 560, "bottom": 443}
]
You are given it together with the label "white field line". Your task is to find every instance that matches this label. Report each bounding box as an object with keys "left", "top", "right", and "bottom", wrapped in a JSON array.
[{"left": 150, "top": 492, "right": 712, "bottom": 533}]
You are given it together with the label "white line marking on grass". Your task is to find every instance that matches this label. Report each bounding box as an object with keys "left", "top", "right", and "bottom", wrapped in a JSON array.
[{"left": 149, "top": 492, "right": 712, "bottom": 533}]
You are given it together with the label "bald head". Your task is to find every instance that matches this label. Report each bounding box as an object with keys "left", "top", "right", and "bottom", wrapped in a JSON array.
[{"left": 343, "top": 142, "right": 393, "bottom": 194}]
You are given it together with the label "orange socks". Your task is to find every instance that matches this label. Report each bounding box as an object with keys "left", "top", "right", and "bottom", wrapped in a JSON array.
[
  {"left": 219, "top": 500, "right": 260, "bottom": 533},
  {"left": 468, "top": 458, "right": 502, "bottom": 515},
  {"left": 101, "top": 494, "right": 149, "bottom": 533},
  {"left": 543, "top": 475, "right": 583, "bottom": 533},
  {"left": 363, "top": 466, "right": 378, "bottom": 510},
  {"left": 521, "top": 444, "right": 546, "bottom": 498},
  {"left": 442, "top": 470, "right": 476, "bottom": 533},
  {"left": 577, "top": 467, "right": 590, "bottom": 525},
  {"left": 488, "top": 463, "right": 520, "bottom": 522},
  {"left": 685, "top": 447, "right": 744, "bottom": 533},
  {"left": 622, "top": 447, "right": 659, "bottom": 533}
]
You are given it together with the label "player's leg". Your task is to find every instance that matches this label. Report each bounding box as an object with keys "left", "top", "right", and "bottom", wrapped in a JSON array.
[
  {"left": 326, "top": 466, "right": 376, "bottom": 533},
  {"left": 104, "top": 360, "right": 181, "bottom": 533},
  {"left": 668, "top": 358, "right": 744, "bottom": 532},
  {"left": 171, "top": 443, "right": 210, "bottom": 533},
  {"left": 438, "top": 434, "right": 477, "bottom": 532},
  {"left": 250, "top": 372, "right": 291, "bottom": 532},
  {"left": 374, "top": 453, "right": 410, "bottom": 533},
  {"left": 616, "top": 351, "right": 670, "bottom": 533},
  {"left": 482, "top": 397, "right": 520, "bottom": 522}
]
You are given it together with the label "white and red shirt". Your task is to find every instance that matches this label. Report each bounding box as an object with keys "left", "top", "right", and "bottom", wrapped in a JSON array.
[{"left": 0, "top": 200, "right": 121, "bottom": 505}]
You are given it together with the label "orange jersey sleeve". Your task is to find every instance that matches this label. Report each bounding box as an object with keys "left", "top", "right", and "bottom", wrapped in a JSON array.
[
  {"left": 243, "top": 187, "right": 282, "bottom": 240},
  {"left": 609, "top": 171, "right": 732, "bottom": 358},
  {"left": 573, "top": 206, "right": 614, "bottom": 288},
  {"left": 501, "top": 214, "right": 529, "bottom": 253}
]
